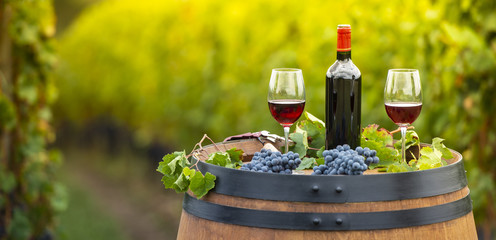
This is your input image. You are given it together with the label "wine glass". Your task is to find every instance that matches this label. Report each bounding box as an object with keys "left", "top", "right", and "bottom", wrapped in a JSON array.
[
  {"left": 268, "top": 68, "right": 306, "bottom": 153},
  {"left": 384, "top": 69, "right": 422, "bottom": 163}
]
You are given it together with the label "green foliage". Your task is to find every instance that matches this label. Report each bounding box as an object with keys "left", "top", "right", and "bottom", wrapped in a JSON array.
[
  {"left": 56, "top": 0, "right": 496, "bottom": 229},
  {"left": 393, "top": 130, "right": 420, "bottom": 151},
  {"left": 415, "top": 138, "right": 452, "bottom": 170},
  {"left": 0, "top": 0, "right": 64, "bottom": 239},
  {"left": 360, "top": 125, "right": 452, "bottom": 172},
  {"left": 361, "top": 124, "right": 400, "bottom": 168},
  {"left": 388, "top": 137, "right": 452, "bottom": 172},
  {"left": 288, "top": 112, "right": 325, "bottom": 169},
  {"left": 157, "top": 148, "right": 243, "bottom": 198}
]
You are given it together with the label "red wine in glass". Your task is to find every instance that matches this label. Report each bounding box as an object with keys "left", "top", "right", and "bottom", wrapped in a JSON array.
[
  {"left": 385, "top": 102, "right": 422, "bottom": 125},
  {"left": 268, "top": 99, "right": 306, "bottom": 127},
  {"left": 268, "top": 68, "right": 305, "bottom": 153}
]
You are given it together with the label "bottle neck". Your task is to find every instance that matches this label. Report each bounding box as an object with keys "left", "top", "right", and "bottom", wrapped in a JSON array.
[
  {"left": 337, "top": 51, "right": 351, "bottom": 60},
  {"left": 336, "top": 25, "right": 351, "bottom": 60}
]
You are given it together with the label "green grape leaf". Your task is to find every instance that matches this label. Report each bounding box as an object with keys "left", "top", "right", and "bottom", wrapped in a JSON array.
[
  {"left": 316, "top": 157, "right": 325, "bottom": 166},
  {"left": 296, "top": 157, "right": 316, "bottom": 170},
  {"left": 416, "top": 146, "right": 445, "bottom": 170},
  {"left": 289, "top": 132, "right": 308, "bottom": 157},
  {"left": 362, "top": 124, "right": 393, "bottom": 145},
  {"left": 182, "top": 167, "right": 196, "bottom": 177},
  {"left": 190, "top": 171, "right": 216, "bottom": 199},
  {"left": 294, "top": 112, "right": 325, "bottom": 157},
  {"left": 161, "top": 174, "right": 178, "bottom": 189},
  {"left": 393, "top": 130, "right": 420, "bottom": 151},
  {"left": 304, "top": 111, "right": 325, "bottom": 127},
  {"left": 431, "top": 137, "right": 454, "bottom": 159},
  {"left": 316, "top": 147, "right": 324, "bottom": 158},
  {"left": 172, "top": 170, "right": 190, "bottom": 193},
  {"left": 361, "top": 125, "right": 400, "bottom": 169},
  {"left": 226, "top": 148, "right": 244, "bottom": 167},
  {"left": 387, "top": 162, "right": 416, "bottom": 173},
  {"left": 157, "top": 151, "right": 187, "bottom": 175},
  {"left": 206, "top": 152, "right": 232, "bottom": 167}
]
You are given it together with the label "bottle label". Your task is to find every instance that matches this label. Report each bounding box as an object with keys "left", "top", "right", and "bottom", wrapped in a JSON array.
[{"left": 337, "top": 25, "right": 351, "bottom": 52}]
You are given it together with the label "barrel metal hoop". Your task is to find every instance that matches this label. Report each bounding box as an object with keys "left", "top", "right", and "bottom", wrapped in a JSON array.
[
  {"left": 182, "top": 193, "right": 473, "bottom": 231},
  {"left": 196, "top": 155, "right": 467, "bottom": 202}
]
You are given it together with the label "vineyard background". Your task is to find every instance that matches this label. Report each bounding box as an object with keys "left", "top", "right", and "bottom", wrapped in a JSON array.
[{"left": 1, "top": 0, "right": 495, "bottom": 239}]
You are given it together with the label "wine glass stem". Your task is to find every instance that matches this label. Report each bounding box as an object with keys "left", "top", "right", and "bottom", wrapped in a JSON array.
[
  {"left": 400, "top": 126, "right": 407, "bottom": 163},
  {"left": 284, "top": 126, "right": 290, "bottom": 153}
]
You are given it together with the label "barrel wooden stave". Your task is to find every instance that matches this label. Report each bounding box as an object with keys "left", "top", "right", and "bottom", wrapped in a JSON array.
[
  {"left": 177, "top": 139, "right": 477, "bottom": 240},
  {"left": 177, "top": 210, "right": 476, "bottom": 240}
]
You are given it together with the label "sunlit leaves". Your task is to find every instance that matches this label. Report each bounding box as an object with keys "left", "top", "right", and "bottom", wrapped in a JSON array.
[{"left": 157, "top": 148, "right": 242, "bottom": 198}]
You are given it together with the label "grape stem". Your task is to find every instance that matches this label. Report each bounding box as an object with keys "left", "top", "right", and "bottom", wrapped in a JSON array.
[
  {"left": 390, "top": 126, "right": 415, "bottom": 134},
  {"left": 187, "top": 134, "right": 222, "bottom": 170}
]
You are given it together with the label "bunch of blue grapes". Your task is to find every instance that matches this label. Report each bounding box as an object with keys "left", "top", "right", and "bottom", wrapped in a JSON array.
[
  {"left": 240, "top": 148, "right": 302, "bottom": 174},
  {"left": 312, "top": 144, "right": 380, "bottom": 175}
]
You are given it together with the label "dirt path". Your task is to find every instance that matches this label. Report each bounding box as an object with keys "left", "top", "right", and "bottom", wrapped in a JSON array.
[{"left": 65, "top": 158, "right": 183, "bottom": 240}]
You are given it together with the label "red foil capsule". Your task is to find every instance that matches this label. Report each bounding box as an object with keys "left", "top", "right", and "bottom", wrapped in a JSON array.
[{"left": 337, "top": 24, "right": 351, "bottom": 52}]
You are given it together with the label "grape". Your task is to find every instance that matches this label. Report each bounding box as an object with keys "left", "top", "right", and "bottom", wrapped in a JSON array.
[
  {"left": 323, "top": 150, "right": 330, "bottom": 157},
  {"left": 241, "top": 150, "right": 302, "bottom": 174},
  {"left": 352, "top": 162, "right": 360, "bottom": 170},
  {"left": 364, "top": 150, "right": 371, "bottom": 157},
  {"left": 355, "top": 146, "right": 364, "bottom": 155},
  {"left": 370, "top": 150, "right": 377, "bottom": 157},
  {"left": 271, "top": 159, "right": 277, "bottom": 165},
  {"left": 312, "top": 144, "right": 381, "bottom": 175}
]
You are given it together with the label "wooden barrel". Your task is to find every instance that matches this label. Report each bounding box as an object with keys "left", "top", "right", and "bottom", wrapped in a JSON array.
[{"left": 177, "top": 139, "right": 477, "bottom": 239}]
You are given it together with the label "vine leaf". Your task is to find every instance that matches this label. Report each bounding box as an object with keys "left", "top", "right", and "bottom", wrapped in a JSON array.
[
  {"left": 226, "top": 148, "right": 244, "bottom": 167},
  {"left": 296, "top": 157, "right": 315, "bottom": 170},
  {"left": 189, "top": 172, "right": 216, "bottom": 199},
  {"left": 393, "top": 130, "right": 420, "bottom": 151},
  {"left": 289, "top": 132, "right": 308, "bottom": 157},
  {"left": 361, "top": 124, "right": 400, "bottom": 169}
]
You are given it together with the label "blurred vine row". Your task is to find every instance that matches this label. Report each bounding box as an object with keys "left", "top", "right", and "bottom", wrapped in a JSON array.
[
  {"left": 55, "top": 0, "right": 495, "bottom": 236},
  {"left": 0, "top": 0, "right": 65, "bottom": 239}
]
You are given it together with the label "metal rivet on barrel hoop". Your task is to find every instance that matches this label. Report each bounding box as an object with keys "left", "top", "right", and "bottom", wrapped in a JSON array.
[
  {"left": 313, "top": 218, "right": 321, "bottom": 225},
  {"left": 335, "top": 186, "right": 343, "bottom": 193},
  {"left": 336, "top": 218, "right": 343, "bottom": 225},
  {"left": 312, "top": 185, "right": 319, "bottom": 192}
]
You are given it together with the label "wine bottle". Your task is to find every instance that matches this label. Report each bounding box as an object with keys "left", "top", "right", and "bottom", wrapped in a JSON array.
[{"left": 325, "top": 24, "right": 362, "bottom": 149}]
